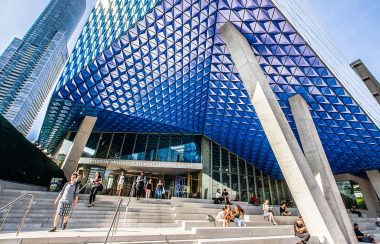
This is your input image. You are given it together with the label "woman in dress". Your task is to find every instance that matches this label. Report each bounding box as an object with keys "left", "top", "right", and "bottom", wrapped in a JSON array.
[
  {"left": 88, "top": 172, "right": 102, "bottom": 207},
  {"left": 215, "top": 206, "right": 228, "bottom": 227},
  {"left": 145, "top": 178, "right": 152, "bottom": 198},
  {"left": 262, "top": 199, "right": 277, "bottom": 225}
]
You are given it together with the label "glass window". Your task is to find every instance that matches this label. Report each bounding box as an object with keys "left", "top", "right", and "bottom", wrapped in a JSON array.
[
  {"left": 270, "top": 178, "right": 278, "bottom": 205},
  {"left": 108, "top": 133, "right": 124, "bottom": 159},
  {"left": 132, "top": 134, "right": 148, "bottom": 160},
  {"left": 240, "top": 174, "right": 248, "bottom": 201},
  {"left": 168, "top": 135, "right": 182, "bottom": 162},
  {"left": 221, "top": 148, "right": 229, "bottom": 173},
  {"left": 157, "top": 134, "right": 170, "bottom": 161},
  {"left": 183, "top": 135, "right": 201, "bottom": 163},
  {"left": 212, "top": 142, "right": 220, "bottom": 171},
  {"left": 263, "top": 173, "right": 271, "bottom": 202},
  {"left": 95, "top": 133, "right": 112, "bottom": 158},
  {"left": 230, "top": 153, "right": 238, "bottom": 174},
  {"left": 231, "top": 174, "right": 239, "bottom": 191},
  {"left": 222, "top": 173, "right": 230, "bottom": 189},
  {"left": 81, "top": 132, "right": 100, "bottom": 158},
  {"left": 120, "top": 133, "right": 136, "bottom": 160},
  {"left": 145, "top": 134, "right": 159, "bottom": 161},
  {"left": 256, "top": 169, "right": 263, "bottom": 203},
  {"left": 239, "top": 159, "right": 246, "bottom": 175},
  {"left": 248, "top": 176, "right": 255, "bottom": 198},
  {"left": 246, "top": 163, "right": 253, "bottom": 177}
]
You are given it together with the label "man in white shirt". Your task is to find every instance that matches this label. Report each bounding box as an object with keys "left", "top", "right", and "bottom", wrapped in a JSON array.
[{"left": 214, "top": 189, "right": 223, "bottom": 204}]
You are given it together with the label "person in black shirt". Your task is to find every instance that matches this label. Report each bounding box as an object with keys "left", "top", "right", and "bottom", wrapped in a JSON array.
[
  {"left": 354, "top": 223, "right": 376, "bottom": 243},
  {"left": 222, "top": 189, "right": 231, "bottom": 204},
  {"left": 280, "top": 202, "right": 291, "bottom": 216}
]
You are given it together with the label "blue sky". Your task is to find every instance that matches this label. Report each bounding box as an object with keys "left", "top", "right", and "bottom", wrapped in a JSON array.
[{"left": 0, "top": 0, "right": 379, "bottom": 141}]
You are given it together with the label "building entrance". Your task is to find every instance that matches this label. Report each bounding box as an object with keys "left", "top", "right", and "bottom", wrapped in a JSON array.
[{"left": 80, "top": 164, "right": 201, "bottom": 199}]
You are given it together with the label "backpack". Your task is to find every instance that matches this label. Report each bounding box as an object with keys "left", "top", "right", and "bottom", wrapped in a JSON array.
[{"left": 207, "top": 215, "right": 216, "bottom": 227}]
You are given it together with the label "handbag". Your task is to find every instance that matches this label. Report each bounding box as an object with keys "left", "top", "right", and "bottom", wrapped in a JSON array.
[
  {"left": 98, "top": 184, "right": 104, "bottom": 191},
  {"left": 162, "top": 188, "right": 165, "bottom": 194}
]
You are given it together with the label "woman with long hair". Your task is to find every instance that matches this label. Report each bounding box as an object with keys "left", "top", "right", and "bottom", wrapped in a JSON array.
[
  {"left": 263, "top": 199, "right": 277, "bottom": 225},
  {"left": 233, "top": 204, "right": 246, "bottom": 227},
  {"left": 223, "top": 205, "right": 235, "bottom": 228},
  {"left": 88, "top": 172, "right": 102, "bottom": 207}
]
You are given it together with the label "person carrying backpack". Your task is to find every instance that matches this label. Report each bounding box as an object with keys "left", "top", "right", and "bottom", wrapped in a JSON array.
[{"left": 49, "top": 172, "right": 79, "bottom": 232}]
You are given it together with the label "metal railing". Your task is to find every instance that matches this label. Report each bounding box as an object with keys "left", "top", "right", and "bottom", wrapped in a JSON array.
[
  {"left": 0, "top": 193, "right": 34, "bottom": 235},
  {"left": 104, "top": 191, "right": 133, "bottom": 244},
  {"left": 104, "top": 198, "right": 123, "bottom": 244}
]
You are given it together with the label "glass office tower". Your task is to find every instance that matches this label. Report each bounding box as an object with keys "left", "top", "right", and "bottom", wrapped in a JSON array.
[
  {"left": 0, "top": 0, "right": 86, "bottom": 135},
  {"left": 39, "top": 0, "right": 379, "bottom": 201}
]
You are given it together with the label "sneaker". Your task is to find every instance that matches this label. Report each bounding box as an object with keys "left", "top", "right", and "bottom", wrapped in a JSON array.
[
  {"left": 92, "top": 203, "right": 95, "bottom": 206},
  {"left": 88, "top": 204, "right": 92, "bottom": 207},
  {"left": 48, "top": 227, "right": 57, "bottom": 232},
  {"left": 62, "top": 223, "right": 67, "bottom": 230}
]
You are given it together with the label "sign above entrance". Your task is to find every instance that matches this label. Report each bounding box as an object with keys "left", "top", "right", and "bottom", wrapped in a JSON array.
[{"left": 79, "top": 158, "right": 203, "bottom": 171}]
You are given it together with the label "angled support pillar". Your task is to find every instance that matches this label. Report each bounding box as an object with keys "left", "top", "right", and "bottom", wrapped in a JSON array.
[
  {"left": 366, "top": 170, "right": 380, "bottom": 199},
  {"left": 61, "top": 116, "right": 97, "bottom": 180},
  {"left": 220, "top": 21, "right": 346, "bottom": 244},
  {"left": 289, "top": 94, "right": 357, "bottom": 243}
]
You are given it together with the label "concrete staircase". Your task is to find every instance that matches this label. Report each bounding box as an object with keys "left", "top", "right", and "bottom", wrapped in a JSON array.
[
  {"left": 0, "top": 189, "right": 127, "bottom": 231},
  {"left": 0, "top": 189, "right": 320, "bottom": 244},
  {"left": 348, "top": 211, "right": 380, "bottom": 241}
]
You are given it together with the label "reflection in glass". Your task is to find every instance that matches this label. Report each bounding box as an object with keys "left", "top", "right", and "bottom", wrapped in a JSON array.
[
  {"left": 221, "top": 148, "right": 229, "bottom": 173},
  {"left": 230, "top": 153, "right": 238, "bottom": 174},
  {"left": 239, "top": 159, "right": 246, "bottom": 175},
  {"left": 231, "top": 174, "right": 238, "bottom": 192},
  {"left": 95, "top": 133, "right": 112, "bottom": 158},
  {"left": 240, "top": 174, "right": 248, "bottom": 201},
  {"left": 168, "top": 135, "right": 181, "bottom": 162},
  {"left": 145, "top": 134, "right": 159, "bottom": 161},
  {"left": 157, "top": 134, "right": 170, "bottom": 161},
  {"left": 212, "top": 142, "right": 220, "bottom": 171},
  {"left": 120, "top": 133, "right": 136, "bottom": 160},
  {"left": 132, "top": 134, "right": 148, "bottom": 160},
  {"left": 81, "top": 132, "right": 100, "bottom": 158},
  {"left": 108, "top": 133, "right": 124, "bottom": 159}
]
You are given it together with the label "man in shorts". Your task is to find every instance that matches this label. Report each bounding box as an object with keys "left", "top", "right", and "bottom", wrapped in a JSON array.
[{"left": 49, "top": 172, "right": 79, "bottom": 232}]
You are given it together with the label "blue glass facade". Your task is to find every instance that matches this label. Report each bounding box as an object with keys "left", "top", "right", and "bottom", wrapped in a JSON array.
[{"left": 40, "top": 0, "right": 380, "bottom": 179}]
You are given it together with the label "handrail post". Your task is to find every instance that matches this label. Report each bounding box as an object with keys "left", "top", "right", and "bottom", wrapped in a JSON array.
[
  {"left": 104, "top": 199, "right": 123, "bottom": 244},
  {"left": 16, "top": 194, "right": 34, "bottom": 236}
]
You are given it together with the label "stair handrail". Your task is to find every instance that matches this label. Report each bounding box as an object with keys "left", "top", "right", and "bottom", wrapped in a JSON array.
[
  {"left": 0, "top": 192, "right": 35, "bottom": 235},
  {"left": 104, "top": 198, "right": 123, "bottom": 244}
]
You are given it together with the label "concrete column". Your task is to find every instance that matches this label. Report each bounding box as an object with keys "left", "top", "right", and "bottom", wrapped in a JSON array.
[
  {"left": 366, "top": 170, "right": 380, "bottom": 199},
  {"left": 289, "top": 94, "right": 357, "bottom": 243},
  {"left": 220, "top": 21, "right": 346, "bottom": 244},
  {"left": 335, "top": 174, "right": 380, "bottom": 217},
  {"left": 61, "top": 116, "right": 97, "bottom": 179}
]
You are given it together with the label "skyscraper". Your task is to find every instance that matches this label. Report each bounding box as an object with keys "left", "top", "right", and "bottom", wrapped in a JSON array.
[{"left": 0, "top": 0, "right": 86, "bottom": 135}]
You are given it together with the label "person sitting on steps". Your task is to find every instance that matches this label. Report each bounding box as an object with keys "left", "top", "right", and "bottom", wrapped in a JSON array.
[
  {"left": 280, "top": 202, "right": 291, "bottom": 216},
  {"left": 214, "top": 189, "right": 223, "bottom": 204},
  {"left": 233, "top": 204, "right": 246, "bottom": 227},
  {"left": 215, "top": 206, "right": 228, "bottom": 227},
  {"left": 224, "top": 204, "right": 235, "bottom": 228},
  {"left": 262, "top": 198, "right": 277, "bottom": 225},
  {"left": 351, "top": 204, "right": 362, "bottom": 218},
  {"left": 222, "top": 189, "right": 231, "bottom": 204},
  {"left": 354, "top": 223, "right": 377, "bottom": 243},
  {"left": 294, "top": 215, "right": 310, "bottom": 244}
]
